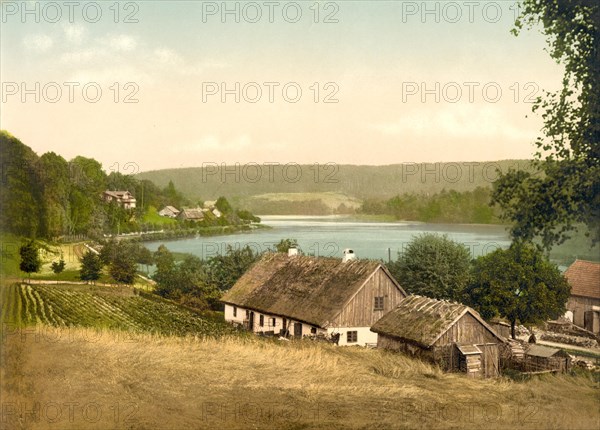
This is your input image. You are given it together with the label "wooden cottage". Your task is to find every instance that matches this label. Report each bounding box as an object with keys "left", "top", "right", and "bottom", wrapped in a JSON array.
[
  {"left": 177, "top": 208, "right": 205, "bottom": 222},
  {"left": 221, "top": 251, "right": 407, "bottom": 346},
  {"left": 158, "top": 206, "right": 180, "bottom": 218},
  {"left": 522, "top": 345, "right": 571, "bottom": 373},
  {"left": 564, "top": 260, "right": 600, "bottom": 334},
  {"left": 371, "top": 295, "right": 506, "bottom": 378}
]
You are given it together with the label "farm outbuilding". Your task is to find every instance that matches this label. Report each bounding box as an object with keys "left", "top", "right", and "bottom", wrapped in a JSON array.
[
  {"left": 371, "top": 295, "right": 506, "bottom": 378},
  {"left": 522, "top": 345, "right": 571, "bottom": 373}
]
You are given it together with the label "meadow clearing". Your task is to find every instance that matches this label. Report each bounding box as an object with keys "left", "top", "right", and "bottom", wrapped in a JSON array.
[{"left": 1, "top": 282, "right": 599, "bottom": 430}]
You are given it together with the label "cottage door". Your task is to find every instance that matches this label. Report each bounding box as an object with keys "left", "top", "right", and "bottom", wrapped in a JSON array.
[
  {"left": 479, "top": 345, "right": 499, "bottom": 377},
  {"left": 248, "top": 312, "right": 254, "bottom": 331},
  {"left": 293, "top": 322, "right": 302, "bottom": 338}
]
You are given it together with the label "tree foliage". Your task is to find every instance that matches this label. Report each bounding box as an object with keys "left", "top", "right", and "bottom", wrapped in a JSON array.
[
  {"left": 205, "top": 245, "right": 260, "bottom": 291},
  {"left": 215, "top": 196, "right": 233, "bottom": 215},
  {"left": 51, "top": 258, "right": 66, "bottom": 275},
  {"left": 108, "top": 242, "right": 137, "bottom": 285},
  {"left": 274, "top": 238, "right": 298, "bottom": 253},
  {"left": 79, "top": 250, "right": 102, "bottom": 283},
  {"left": 466, "top": 242, "right": 570, "bottom": 339},
  {"left": 493, "top": 0, "right": 600, "bottom": 248},
  {"left": 19, "top": 240, "right": 41, "bottom": 278},
  {"left": 387, "top": 234, "right": 471, "bottom": 301}
]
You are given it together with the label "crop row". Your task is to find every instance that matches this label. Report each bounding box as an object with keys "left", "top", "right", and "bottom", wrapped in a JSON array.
[{"left": 1, "top": 283, "right": 237, "bottom": 338}]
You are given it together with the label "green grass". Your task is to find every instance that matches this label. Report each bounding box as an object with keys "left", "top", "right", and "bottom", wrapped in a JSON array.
[
  {"left": 0, "top": 232, "right": 22, "bottom": 277},
  {"left": 1, "top": 282, "right": 238, "bottom": 337},
  {"left": 142, "top": 206, "right": 178, "bottom": 225}
]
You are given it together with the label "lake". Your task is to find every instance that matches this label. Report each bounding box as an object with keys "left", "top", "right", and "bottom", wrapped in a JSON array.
[{"left": 144, "top": 216, "right": 512, "bottom": 262}]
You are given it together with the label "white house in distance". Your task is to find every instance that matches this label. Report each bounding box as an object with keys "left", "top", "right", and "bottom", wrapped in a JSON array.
[
  {"left": 158, "top": 206, "right": 180, "bottom": 218},
  {"left": 102, "top": 190, "right": 136, "bottom": 209},
  {"left": 221, "top": 249, "right": 407, "bottom": 346}
]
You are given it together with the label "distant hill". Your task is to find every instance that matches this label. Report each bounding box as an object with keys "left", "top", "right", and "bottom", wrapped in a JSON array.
[{"left": 137, "top": 160, "right": 534, "bottom": 204}]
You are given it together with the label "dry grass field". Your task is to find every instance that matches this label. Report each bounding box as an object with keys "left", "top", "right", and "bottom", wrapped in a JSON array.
[{"left": 1, "top": 326, "right": 599, "bottom": 430}]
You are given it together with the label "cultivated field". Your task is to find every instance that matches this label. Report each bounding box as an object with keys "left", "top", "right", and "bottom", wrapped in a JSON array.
[{"left": 0, "top": 283, "right": 236, "bottom": 337}]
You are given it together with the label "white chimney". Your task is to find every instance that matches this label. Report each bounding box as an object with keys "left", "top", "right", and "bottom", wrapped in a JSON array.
[
  {"left": 288, "top": 247, "right": 299, "bottom": 257},
  {"left": 342, "top": 249, "right": 356, "bottom": 262}
]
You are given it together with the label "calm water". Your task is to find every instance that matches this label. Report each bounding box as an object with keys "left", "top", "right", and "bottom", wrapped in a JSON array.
[{"left": 144, "top": 216, "right": 512, "bottom": 261}]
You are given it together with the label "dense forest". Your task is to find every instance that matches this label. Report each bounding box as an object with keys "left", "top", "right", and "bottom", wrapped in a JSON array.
[
  {"left": 359, "top": 187, "right": 503, "bottom": 224},
  {"left": 0, "top": 131, "right": 254, "bottom": 239}
]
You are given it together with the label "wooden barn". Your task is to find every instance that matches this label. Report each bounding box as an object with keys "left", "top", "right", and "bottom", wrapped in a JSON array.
[
  {"left": 371, "top": 295, "right": 506, "bottom": 378},
  {"left": 221, "top": 250, "right": 407, "bottom": 346},
  {"left": 522, "top": 345, "right": 571, "bottom": 373},
  {"left": 564, "top": 260, "right": 600, "bottom": 334}
]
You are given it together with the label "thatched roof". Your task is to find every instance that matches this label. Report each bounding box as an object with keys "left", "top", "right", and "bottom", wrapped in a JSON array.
[
  {"left": 221, "top": 253, "right": 403, "bottom": 327},
  {"left": 565, "top": 260, "right": 600, "bottom": 299},
  {"left": 371, "top": 295, "right": 504, "bottom": 347}
]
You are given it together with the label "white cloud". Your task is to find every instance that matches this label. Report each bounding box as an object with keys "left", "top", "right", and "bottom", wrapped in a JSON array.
[
  {"left": 23, "top": 34, "right": 53, "bottom": 52},
  {"left": 62, "top": 24, "right": 86, "bottom": 44},
  {"left": 108, "top": 35, "right": 138, "bottom": 52}
]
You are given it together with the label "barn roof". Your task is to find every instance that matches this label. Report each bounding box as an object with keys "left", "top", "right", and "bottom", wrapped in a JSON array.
[
  {"left": 564, "top": 260, "right": 600, "bottom": 299},
  {"left": 221, "top": 252, "right": 404, "bottom": 327},
  {"left": 526, "top": 344, "right": 569, "bottom": 358},
  {"left": 371, "top": 295, "right": 505, "bottom": 347},
  {"left": 178, "top": 208, "right": 204, "bottom": 220}
]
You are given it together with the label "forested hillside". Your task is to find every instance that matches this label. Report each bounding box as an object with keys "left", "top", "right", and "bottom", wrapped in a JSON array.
[
  {"left": 0, "top": 131, "right": 256, "bottom": 239},
  {"left": 137, "top": 160, "right": 534, "bottom": 202}
]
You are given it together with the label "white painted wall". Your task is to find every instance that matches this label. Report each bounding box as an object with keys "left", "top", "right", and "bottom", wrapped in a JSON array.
[
  {"left": 224, "top": 306, "right": 377, "bottom": 346},
  {"left": 327, "top": 326, "right": 378, "bottom": 346}
]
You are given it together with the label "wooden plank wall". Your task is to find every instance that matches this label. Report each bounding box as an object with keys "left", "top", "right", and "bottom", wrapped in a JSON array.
[
  {"left": 435, "top": 313, "right": 499, "bottom": 346},
  {"left": 333, "top": 268, "right": 406, "bottom": 327}
]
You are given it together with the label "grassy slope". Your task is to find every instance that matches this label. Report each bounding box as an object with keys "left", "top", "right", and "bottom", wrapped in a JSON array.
[{"left": 1, "top": 327, "right": 598, "bottom": 430}]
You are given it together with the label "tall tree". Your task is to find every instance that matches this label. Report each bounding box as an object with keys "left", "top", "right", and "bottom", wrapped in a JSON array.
[
  {"left": 19, "top": 240, "right": 41, "bottom": 282},
  {"left": 109, "top": 242, "right": 137, "bottom": 285},
  {"left": 0, "top": 131, "right": 42, "bottom": 237},
  {"left": 79, "top": 250, "right": 102, "bottom": 283},
  {"left": 493, "top": 0, "right": 600, "bottom": 249},
  {"left": 387, "top": 233, "right": 471, "bottom": 302},
  {"left": 38, "top": 152, "right": 71, "bottom": 238},
  {"left": 205, "top": 245, "right": 260, "bottom": 291},
  {"left": 466, "top": 242, "right": 570, "bottom": 339},
  {"left": 215, "top": 196, "right": 233, "bottom": 215}
]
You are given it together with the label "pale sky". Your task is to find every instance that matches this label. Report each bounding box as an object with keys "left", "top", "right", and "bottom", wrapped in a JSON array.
[{"left": 1, "top": 1, "right": 563, "bottom": 173}]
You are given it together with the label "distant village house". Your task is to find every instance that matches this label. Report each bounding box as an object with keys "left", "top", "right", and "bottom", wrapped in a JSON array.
[
  {"left": 158, "top": 206, "right": 180, "bottom": 218},
  {"left": 564, "top": 259, "right": 600, "bottom": 334},
  {"left": 221, "top": 249, "right": 407, "bottom": 346},
  {"left": 177, "top": 208, "right": 205, "bottom": 222},
  {"left": 102, "top": 190, "right": 136, "bottom": 209},
  {"left": 371, "top": 295, "right": 506, "bottom": 378}
]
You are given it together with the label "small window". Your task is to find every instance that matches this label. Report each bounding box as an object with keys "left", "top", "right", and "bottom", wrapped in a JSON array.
[
  {"left": 245, "top": 310, "right": 250, "bottom": 319},
  {"left": 374, "top": 296, "right": 384, "bottom": 310},
  {"left": 310, "top": 327, "right": 317, "bottom": 334},
  {"left": 347, "top": 331, "right": 358, "bottom": 343},
  {"left": 271, "top": 318, "right": 277, "bottom": 327},
  {"left": 259, "top": 314, "right": 264, "bottom": 327},
  {"left": 233, "top": 306, "right": 237, "bottom": 317}
]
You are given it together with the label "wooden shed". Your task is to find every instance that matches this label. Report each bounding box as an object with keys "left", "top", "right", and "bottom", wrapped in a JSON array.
[
  {"left": 371, "top": 295, "right": 506, "bottom": 378},
  {"left": 522, "top": 345, "right": 571, "bottom": 373}
]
